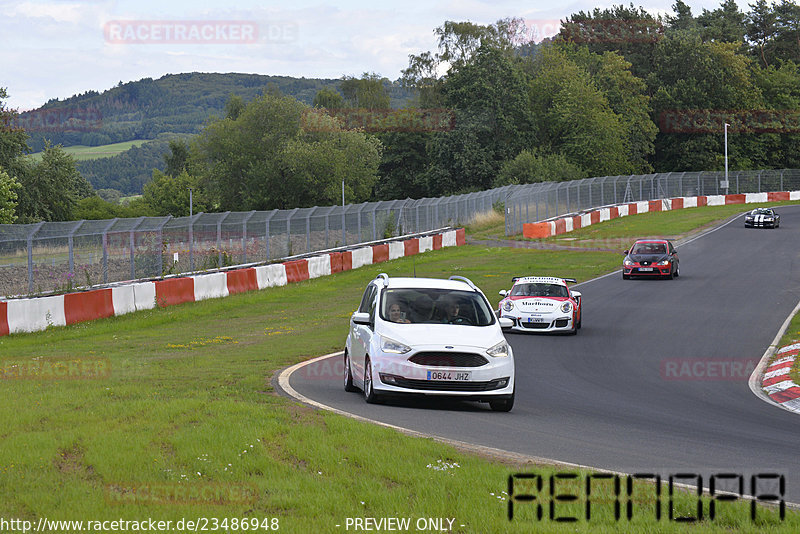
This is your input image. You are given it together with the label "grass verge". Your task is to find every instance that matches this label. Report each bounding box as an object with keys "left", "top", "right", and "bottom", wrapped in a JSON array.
[{"left": 0, "top": 223, "right": 796, "bottom": 531}]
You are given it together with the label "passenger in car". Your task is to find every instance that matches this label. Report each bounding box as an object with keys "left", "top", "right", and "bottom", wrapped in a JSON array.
[{"left": 388, "top": 302, "right": 411, "bottom": 324}]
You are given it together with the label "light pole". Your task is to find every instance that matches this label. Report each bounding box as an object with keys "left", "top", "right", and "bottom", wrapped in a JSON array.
[
  {"left": 341, "top": 179, "right": 346, "bottom": 246},
  {"left": 723, "top": 123, "right": 730, "bottom": 195}
]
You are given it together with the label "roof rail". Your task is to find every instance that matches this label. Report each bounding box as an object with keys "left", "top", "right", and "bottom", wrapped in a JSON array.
[{"left": 449, "top": 275, "right": 478, "bottom": 290}]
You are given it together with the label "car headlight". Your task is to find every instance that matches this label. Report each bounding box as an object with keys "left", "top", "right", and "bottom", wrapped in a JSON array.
[
  {"left": 561, "top": 302, "right": 571, "bottom": 313},
  {"left": 502, "top": 300, "right": 514, "bottom": 312},
  {"left": 656, "top": 260, "right": 669, "bottom": 266},
  {"left": 486, "top": 340, "right": 510, "bottom": 358},
  {"left": 624, "top": 259, "right": 634, "bottom": 266},
  {"left": 380, "top": 336, "right": 411, "bottom": 354},
  {"left": 746, "top": 216, "right": 754, "bottom": 220}
]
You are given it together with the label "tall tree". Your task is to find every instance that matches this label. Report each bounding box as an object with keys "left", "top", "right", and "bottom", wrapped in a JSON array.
[
  {"left": 0, "top": 168, "right": 20, "bottom": 223},
  {"left": 773, "top": 0, "right": 800, "bottom": 62},
  {"left": 747, "top": 0, "right": 778, "bottom": 66},
  {"left": 312, "top": 87, "right": 345, "bottom": 109},
  {"left": 697, "top": 0, "right": 747, "bottom": 43},
  {"left": 16, "top": 143, "right": 94, "bottom": 222},
  {"left": 191, "top": 93, "right": 381, "bottom": 210},
  {"left": 424, "top": 45, "right": 534, "bottom": 194},
  {"left": 0, "top": 88, "right": 30, "bottom": 181},
  {"left": 528, "top": 46, "right": 632, "bottom": 177},
  {"left": 340, "top": 73, "right": 390, "bottom": 109},
  {"left": 163, "top": 139, "right": 189, "bottom": 177}
]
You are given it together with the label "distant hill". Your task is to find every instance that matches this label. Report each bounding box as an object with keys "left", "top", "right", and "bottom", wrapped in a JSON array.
[{"left": 20, "top": 72, "right": 415, "bottom": 152}]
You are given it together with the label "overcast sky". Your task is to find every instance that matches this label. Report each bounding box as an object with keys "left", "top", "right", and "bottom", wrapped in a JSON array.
[{"left": 1, "top": 0, "right": 754, "bottom": 111}]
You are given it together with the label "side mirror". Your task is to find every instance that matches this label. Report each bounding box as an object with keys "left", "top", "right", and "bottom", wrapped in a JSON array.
[
  {"left": 499, "top": 317, "right": 514, "bottom": 329},
  {"left": 499, "top": 290, "right": 508, "bottom": 297},
  {"left": 352, "top": 312, "right": 372, "bottom": 326},
  {"left": 571, "top": 291, "right": 581, "bottom": 306},
  {"left": 623, "top": 250, "right": 629, "bottom": 255}
]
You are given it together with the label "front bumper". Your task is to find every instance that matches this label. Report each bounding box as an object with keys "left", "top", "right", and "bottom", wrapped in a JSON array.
[
  {"left": 501, "top": 313, "right": 575, "bottom": 333},
  {"left": 624, "top": 265, "right": 672, "bottom": 276},
  {"left": 370, "top": 349, "right": 515, "bottom": 399},
  {"left": 745, "top": 220, "right": 776, "bottom": 227}
]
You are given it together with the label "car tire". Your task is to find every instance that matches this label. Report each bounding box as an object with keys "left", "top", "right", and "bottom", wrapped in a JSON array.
[
  {"left": 667, "top": 268, "right": 674, "bottom": 280},
  {"left": 577, "top": 315, "right": 582, "bottom": 329},
  {"left": 622, "top": 272, "right": 630, "bottom": 280},
  {"left": 344, "top": 351, "right": 357, "bottom": 392},
  {"left": 674, "top": 265, "right": 680, "bottom": 277},
  {"left": 363, "top": 358, "right": 381, "bottom": 404},
  {"left": 489, "top": 390, "right": 514, "bottom": 412}
]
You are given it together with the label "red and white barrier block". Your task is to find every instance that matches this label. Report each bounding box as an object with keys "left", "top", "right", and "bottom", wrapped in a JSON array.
[
  {"left": 0, "top": 229, "right": 466, "bottom": 337},
  {"left": 761, "top": 343, "right": 800, "bottom": 412},
  {"left": 523, "top": 191, "right": 800, "bottom": 239}
]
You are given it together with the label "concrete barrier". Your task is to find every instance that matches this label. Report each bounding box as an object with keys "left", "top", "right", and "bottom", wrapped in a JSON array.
[
  {"left": 7, "top": 295, "right": 66, "bottom": 334},
  {"left": 0, "top": 302, "right": 9, "bottom": 336},
  {"left": 111, "top": 285, "right": 136, "bottom": 316},
  {"left": 155, "top": 278, "right": 195, "bottom": 307},
  {"left": 256, "top": 264, "right": 287, "bottom": 288},
  {"left": 284, "top": 259, "right": 310, "bottom": 283},
  {"left": 307, "top": 255, "right": 332, "bottom": 279},
  {"left": 132, "top": 282, "right": 156, "bottom": 311},
  {"left": 226, "top": 269, "right": 258, "bottom": 295},
  {"left": 351, "top": 247, "right": 373, "bottom": 269},
  {"left": 194, "top": 272, "right": 229, "bottom": 301},
  {"left": 65, "top": 289, "right": 114, "bottom": 325}
]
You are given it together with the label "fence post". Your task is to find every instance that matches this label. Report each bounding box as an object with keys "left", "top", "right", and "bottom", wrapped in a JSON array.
[
  {"left": 243, "top": 211, "right": 256, "bottom": 263},
  {"left": 68, "top": 220, "right": 84, "bottom": 276},
  {"left": 26, "top": 222, "right": 45, "bottom": 294},
  {"left": 286, "top": 208, "right": 298, "bottom": 257},
  {"left": 265, "top": 210, "right": 277, "bottom": 261},
  {"left": 129, "top": 217, "right": 145, "bottom": 279},
  {"left": 305, "top": 208, "right": 314, "bottom": 255},
  {"left": 216, "top": 212, "right": 229, "bottom": 268},
  {"left": 101, "top": 219, "right": 118, "bottom": 284}
]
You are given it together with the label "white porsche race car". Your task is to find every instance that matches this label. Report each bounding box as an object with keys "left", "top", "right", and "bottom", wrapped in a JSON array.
[{"left": 498, "top": 276, "right": 582, "bottom": 335}]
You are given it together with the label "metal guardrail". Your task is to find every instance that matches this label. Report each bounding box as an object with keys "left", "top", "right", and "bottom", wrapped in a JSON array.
[{"left": 504, "top": 169, "right": 800, "bottom": 236}]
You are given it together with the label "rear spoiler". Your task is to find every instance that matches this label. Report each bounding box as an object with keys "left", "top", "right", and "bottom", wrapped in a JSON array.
[{"left": 512, "top": 277, "right": 577, "bottom": 284}]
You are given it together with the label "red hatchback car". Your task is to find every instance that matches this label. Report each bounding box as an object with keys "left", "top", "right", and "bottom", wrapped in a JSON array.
[{"left": 622, "top": 239, "right": 680, "bottom": 279}]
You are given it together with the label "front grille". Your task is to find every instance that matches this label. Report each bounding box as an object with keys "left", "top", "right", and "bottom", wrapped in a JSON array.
[
  {"left": 521, "top": 321, "right": 550, "bottom": 329},
  {"left": 409, "top": 352, "right": 488, "bottom": 367},
  {"left": 554, "top": 319, "right": 569, "bottom": 328},
  {"left": 389, "top": 377, "right": 508, "bottom": 391}
]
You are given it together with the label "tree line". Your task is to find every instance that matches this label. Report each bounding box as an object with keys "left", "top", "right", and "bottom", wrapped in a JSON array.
[{"left": 1, "top": 0, "right": 799, "bottom": 223}]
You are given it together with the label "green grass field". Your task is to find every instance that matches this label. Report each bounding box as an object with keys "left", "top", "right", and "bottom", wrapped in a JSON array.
[
  {"left": 27, "top": 140, "right": 147, "bottom": 161},
  {"left": 1, "top": 206, "right": 798, "bottom": 532}
]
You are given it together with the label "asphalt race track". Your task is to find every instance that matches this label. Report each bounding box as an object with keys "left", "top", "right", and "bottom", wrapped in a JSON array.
[{"left": 283, "top": 205, "right": 800, "bottom": 502}]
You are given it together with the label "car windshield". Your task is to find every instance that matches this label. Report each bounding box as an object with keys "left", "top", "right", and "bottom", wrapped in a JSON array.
[
  {"left": 510, "top": 283, "right": 568, "bottom": 298},
  {"left": 380, "top": 288, "right": 495, "bottom": 326},
  {"left": 753, "top": 209, "right": 772, "bottom": 215},
  {"left": 631, "top": 242, "right": 666, "bottom": 255}
]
